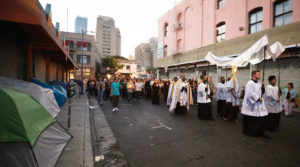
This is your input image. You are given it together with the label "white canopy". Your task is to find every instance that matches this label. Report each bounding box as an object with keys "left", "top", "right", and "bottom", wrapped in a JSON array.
[
  {"left": 0, "top": 77, "right": 60, "bottom": 118},
  {"left": 205, "top": 35, "right": 285, "bottom": 67}
]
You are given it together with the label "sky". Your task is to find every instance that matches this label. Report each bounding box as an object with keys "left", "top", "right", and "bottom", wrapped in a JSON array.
[{"left": 40, "top": 0, "right": 180, "bottom": 58}]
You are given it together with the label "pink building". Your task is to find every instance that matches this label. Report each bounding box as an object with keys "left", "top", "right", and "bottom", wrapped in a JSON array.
[{"left": 158, "top": 0, "right": 300, "bottom": 57}]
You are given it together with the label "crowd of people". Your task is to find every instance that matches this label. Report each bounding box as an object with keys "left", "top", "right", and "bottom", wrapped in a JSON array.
[{"left": 81, "top": 69, "right": 296, "bottom": 139}]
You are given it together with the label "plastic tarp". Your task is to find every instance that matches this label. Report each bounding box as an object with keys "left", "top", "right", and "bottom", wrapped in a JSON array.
[
  {"left": 33, "top": 122, "right": 71, "bottom": 167},
  {"left": 205, "top": 35, "right": 285, "bottom": 67},
  {"left": 0, "top": 77, "right": 60, "bottom": 118},
  {"left": 0, "top": 88, "right": 54, "bottom": 146},
  {"left": 50, "top": 80, "right": 67, "bottom": 90},
  {"left": 32, "top": 78, "right": 66, "bottom": 107}
]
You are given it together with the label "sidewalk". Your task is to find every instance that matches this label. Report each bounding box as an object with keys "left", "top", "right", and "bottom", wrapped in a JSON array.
[{"left": 55, "top": 94, "right": 94, "bottom": 167}]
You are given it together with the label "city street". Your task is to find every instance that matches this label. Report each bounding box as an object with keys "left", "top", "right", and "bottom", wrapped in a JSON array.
[{"left": 101, "top": 98, "right": 300, "bottom": 167}]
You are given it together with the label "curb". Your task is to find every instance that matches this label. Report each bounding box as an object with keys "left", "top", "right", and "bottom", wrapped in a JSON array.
[{"left": 88, "top": 97, "right": 129, "bottom": 167}]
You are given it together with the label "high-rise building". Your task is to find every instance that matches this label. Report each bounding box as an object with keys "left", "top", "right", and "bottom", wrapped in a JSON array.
[
  {"left": 75, "top": 16, "right": 88, "bottom": 34},
  {"left": 135, "top": 37, "right": 158, "bottom": 67},
  {"left": 96, "top": 15, "right": 121, "bottom": 57}
]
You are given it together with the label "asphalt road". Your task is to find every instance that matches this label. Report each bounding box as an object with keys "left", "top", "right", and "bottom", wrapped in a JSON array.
[{"left": 100, "top": 97, "right": 300, "bottom": 167}]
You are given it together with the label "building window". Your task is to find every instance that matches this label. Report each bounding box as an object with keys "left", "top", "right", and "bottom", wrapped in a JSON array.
[
  {"left": 217, "top": 0, "right": 225, "bottom": 9},
  {"left": 77, "top": 55, "right": 91, "bottom": 64},
  {"left": 216, "top": 22, "right": 225, "bottom": 43},
  {"left": 164, "top": 45, "right": 168, "bottom": 57},
  {"left": 249, "top": 8, "right": 263, "bottom": 34},
  {"left": 274, "top": 0, "right": 293, "bottom": 27},
  {"left": 164, "top": 23, "right": 168, "bottom": 37},
  {"left": 126, "top": 65, "right": 130, "bottom": 70}
]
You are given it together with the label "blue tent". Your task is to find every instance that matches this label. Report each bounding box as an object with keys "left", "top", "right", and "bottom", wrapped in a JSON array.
[
  {"left": 49, "top": 81, "right": 67, "bottom": 90},
  {"left": 32, "top": 78, "right": 66, "bottom": 107}
]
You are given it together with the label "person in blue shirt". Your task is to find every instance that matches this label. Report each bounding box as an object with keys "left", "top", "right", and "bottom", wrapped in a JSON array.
[
  {"left": 282, "top": 83, "right": 296, "bottom": 116},
  {"left": 111, "top": 77, "right": 121, "bottom": 112}
]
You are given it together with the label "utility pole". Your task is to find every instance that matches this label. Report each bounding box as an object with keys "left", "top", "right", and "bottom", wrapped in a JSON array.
[{"left": 81, "top": 28, "right": 84, "bottom": 78}]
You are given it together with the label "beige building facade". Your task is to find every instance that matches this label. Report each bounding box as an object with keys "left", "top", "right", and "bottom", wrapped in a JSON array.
[
  {"left": 96, "top": 15, "right": 121, "bottom": 58},
  {"left": 61, "top": 31, "right": 100, "bottom": 79},
  {"left": 134, "top": 37, "right": 158, "bottom": 67}
]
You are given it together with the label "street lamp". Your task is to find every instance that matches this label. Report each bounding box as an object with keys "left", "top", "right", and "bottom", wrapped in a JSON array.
[{"left": 81, "top": 29, "right": 95, "bottom": 78}]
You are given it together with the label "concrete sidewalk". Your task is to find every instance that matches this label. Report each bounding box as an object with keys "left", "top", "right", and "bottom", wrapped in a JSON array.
[{"left": 55, "top": 94, "right": 94, "bottom": 167}]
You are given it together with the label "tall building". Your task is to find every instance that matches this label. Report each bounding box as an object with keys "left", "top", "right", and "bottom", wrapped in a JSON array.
[
  {"left": 96, "top": 15, "right": 121, "bottom": 57},
  {"left": 135, "top": 37, "right": 158, "bottom": 67},
  {"left": 75, "top": 16, "right": 88, "bottom": 34},
  {"left": 61, "top": 31, "right": 100, "bottom": 79}
]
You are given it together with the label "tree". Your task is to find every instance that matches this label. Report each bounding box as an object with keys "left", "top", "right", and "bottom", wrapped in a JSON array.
[{"left": 101, "top": 56, "right": 124, "bottom": 74}]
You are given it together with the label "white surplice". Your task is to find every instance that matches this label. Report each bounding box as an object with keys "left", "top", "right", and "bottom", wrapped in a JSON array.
[
  {"left": 197, "top": 82, "right": 211, "bottom": 104},
  {"left": 216, "top": 83, "right": 226, "bottom": 101},
  {"left": 264, "top": 85, "right": 282, "bottom": 114},
  {"left": 167, "top": 81, "right": 176, "bottom": 106},
  {"left": 241, "top": 80, "right": 268, "bottom": 117},
  {"left": 226, "top": 77, "right": 240, "bottom": 106}
]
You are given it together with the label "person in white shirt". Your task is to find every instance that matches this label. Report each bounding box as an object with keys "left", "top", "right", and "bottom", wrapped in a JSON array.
[
  {"left": 216, "top": 76, "right": 226, "bottom": 117},
  {"left": 197, "top": 75, "right": 214, "bottom": 121},
  {"left": 265, "top": 75, "right": 282, "bottom": 131},
  {"left": 134, "top": 79, "right": 143, "bottom": 102},
  {"left": 241, "top": 70, "right": 269, "bottom": 138}
]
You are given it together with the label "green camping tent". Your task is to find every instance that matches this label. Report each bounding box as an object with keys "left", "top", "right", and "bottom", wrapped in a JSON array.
[
  {"left": 0, "top": 88, "right": 54, "bottom": 146},
  {"left": 0, "top": 88, "right": 71, "bottom": 167}
]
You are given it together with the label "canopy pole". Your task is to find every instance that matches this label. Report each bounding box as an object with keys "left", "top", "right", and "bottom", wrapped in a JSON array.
[
  {"left": 278, "top": 60, "right": 280, "bottom": 86},
  {"left": 207, "top": 62, "right": 209, "bottom": 77},
  {"left": 262, "top": 46, "right": 267, "bottom": 83},
  {"left": 226, "top": 66, "right": 227, "bottom": 79}
]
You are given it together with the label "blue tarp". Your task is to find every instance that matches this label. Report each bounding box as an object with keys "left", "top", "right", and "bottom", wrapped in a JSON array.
[
  {"left": 49, "top": 81, "right": 67, "bottom": 90},
  {"left": 32, "top": 78, "right": 66, "bottom": 107}
]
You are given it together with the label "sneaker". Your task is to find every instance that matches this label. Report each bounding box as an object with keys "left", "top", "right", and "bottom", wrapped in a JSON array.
[
  {"left": 115, "top": 108, "right": 119, "bottom": 111},
  {"left": 112, "top": 108, "right": 116, "bottom": 112}
]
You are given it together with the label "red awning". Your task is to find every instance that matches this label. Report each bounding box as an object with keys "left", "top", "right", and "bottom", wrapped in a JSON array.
[
  {"left": 77, "top": 41, "right": 82, "bottom": 46},
  {"left": 83, "top": 42, "right": 87, "bottom": 47}
]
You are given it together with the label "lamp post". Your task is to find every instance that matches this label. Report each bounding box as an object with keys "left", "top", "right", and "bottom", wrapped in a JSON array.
[{"left": 81, "top": 29, "right": 95, "bottom": 78}]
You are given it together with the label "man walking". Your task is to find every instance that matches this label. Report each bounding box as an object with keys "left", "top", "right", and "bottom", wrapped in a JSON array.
[{"left": 111, "top": 77, "right": 121, "bottom": 112}]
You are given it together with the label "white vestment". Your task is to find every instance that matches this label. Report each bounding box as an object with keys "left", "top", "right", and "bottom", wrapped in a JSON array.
[
  {"left": 226, "top": 77, "right": 240, "bottom": 106},
  {"left": 197, "top": 82, "right": 211, "bottom": 103},
  {"left": 167, "top": 81, "right": 176, "bottom": 105},
  {"left": 264, "top": 85, "right": 282, "bottom": 114},
  {"left": 169, "top": 80, "right": 191, "bottom": 112},
  {"left": 216, "top": 83, "right": 226, "bottom": 101},
  {"left": 241, "top": 80, "right": 268, "bottom": 117}
]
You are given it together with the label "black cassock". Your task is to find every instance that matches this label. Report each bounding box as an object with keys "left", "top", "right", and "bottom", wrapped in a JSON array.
[
  {"left": 163, "top": 81, "right": 170, "bottom": 103},
  {"left": 198, "top": 103, "right": 212, "bottom": 119},
  {"left": 152, "top": 84, "right": 160, "bottom": 104},
  {"left": 145, "top": 81, "right": 151, "bottom": 98}
]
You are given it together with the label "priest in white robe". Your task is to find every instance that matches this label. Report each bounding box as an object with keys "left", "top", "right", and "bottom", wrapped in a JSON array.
[
  {"left": 241, "top": 70, "right": 269, "bottom": 137},
  {"left": 226, "top": 76, "right": 240, "bottom": 123},
  {"left": 265, "top": 75, "right": 282, "bottom": 131},
  {"left": 216, "top": 76, "right": 226, "bottom": 117},
  {"left": 197, "top": 75, "right": 214, "bottom": 120},
  {"left": 169, "top": 74, "right": 193, "bottom": 114},
  {"left": 167, "top": 77, "right": 178, "bottom": 106}
]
